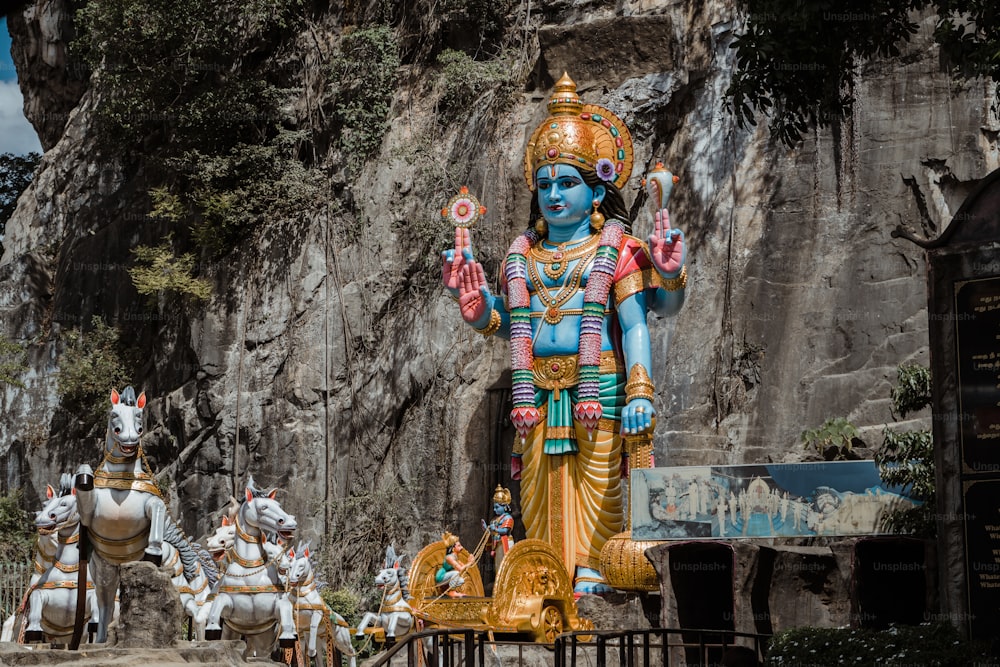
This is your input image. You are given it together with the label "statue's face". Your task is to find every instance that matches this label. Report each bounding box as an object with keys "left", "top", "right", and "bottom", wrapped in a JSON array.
[
  {"left": 535, "top": 163, "right": 604, "bottom": 227},
  {"left": 493, "top": 502, "right": 505, "bottom": 516}
]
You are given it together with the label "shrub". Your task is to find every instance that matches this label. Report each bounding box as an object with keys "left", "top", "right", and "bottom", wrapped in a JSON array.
[
  {"left": 0, "top": 336, "right": 28, "bottom": 388},
  {"left": 158, "top": 132, "right": 324, "bottom": 252},
  {"left": 765, "top": 623, "right": 990, "bottom": 666},
  {"left": 57, "top": 316, "right": 131, "bottom": 431},
  {"left": 800, "top": 417, "right": 859, "bottom": 460},
  {"left": 436, "top": 48, "right": 518, "bottom": 119},
  {"left": 329, "top": 26, "right": 400, "bottom": 170},
  {"left": 0, "top": 490, "right": 33, "bottom": 562},
  {"left": 320, "top": 587, "right": 361, "bottom": 627}
]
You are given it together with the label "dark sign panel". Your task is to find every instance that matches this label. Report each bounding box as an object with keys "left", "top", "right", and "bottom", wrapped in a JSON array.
[
  {"left": 962, "top": 479, "right": 1000, "bottom": 638},
  {"left": 955, "top": 277, "right": 1000, "bottom": 474}
]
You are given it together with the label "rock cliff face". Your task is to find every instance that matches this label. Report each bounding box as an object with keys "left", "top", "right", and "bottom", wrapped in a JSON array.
[{"left": 1, "top": 0, "right": 997, "bottom": 588}]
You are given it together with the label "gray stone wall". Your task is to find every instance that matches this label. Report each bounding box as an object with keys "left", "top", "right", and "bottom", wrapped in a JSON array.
[{"left": 0, "top": 0, "right": 997, "bottom": 588}]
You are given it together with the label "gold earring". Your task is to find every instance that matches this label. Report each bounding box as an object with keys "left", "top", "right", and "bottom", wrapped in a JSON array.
[
  {"left": 534, "top": 218, "right": 547, "bottom": 235},
  {"left": 590, "top": 199, "right": 605, "bottom": 231}
]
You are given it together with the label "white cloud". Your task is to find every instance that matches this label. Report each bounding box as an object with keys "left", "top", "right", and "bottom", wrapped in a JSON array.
[{"left": 0, "top": 80, "right": 42, "bottom": 155}]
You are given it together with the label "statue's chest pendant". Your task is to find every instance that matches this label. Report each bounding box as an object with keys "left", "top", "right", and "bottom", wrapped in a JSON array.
[
  {"left": 544, "top": 253, "right": 567, "bottom": 281},
  {"left": 544, "top": 306, "right": 563, "bottom": 324}
]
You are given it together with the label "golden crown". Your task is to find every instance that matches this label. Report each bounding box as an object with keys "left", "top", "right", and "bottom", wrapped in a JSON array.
[
  {"left": 524, "top": 72, "right": 635, "bottom": 191},
  {"left": 492, "top": 485, "right": 512, "bottom": 505},
  {"left": 442, "top": 531, "right": 460, "bottom": 548}
]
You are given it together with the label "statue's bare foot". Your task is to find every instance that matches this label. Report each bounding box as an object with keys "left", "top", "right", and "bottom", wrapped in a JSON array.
[{"left": 574, "top": 567, "right": 614, "bottom": 596}]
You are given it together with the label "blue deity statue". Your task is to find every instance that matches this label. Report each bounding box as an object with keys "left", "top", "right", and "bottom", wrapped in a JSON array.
[{"left": 442, "top": 73, "right": 687, "bottom": 594}]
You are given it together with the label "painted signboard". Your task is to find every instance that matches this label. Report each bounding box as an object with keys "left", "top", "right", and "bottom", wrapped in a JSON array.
[{"left": 631, "top": 461, "right": 920, "bottom": 540}]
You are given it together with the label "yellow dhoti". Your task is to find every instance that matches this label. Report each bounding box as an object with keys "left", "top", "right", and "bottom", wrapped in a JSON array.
[{"left": 518, "top": 352, "right": 625, "bottom": 573}]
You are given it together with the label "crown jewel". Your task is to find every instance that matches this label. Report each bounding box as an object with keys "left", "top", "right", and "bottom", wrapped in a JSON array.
[{"left": 524, "top": 72, "right": 635, "bottom": 191}]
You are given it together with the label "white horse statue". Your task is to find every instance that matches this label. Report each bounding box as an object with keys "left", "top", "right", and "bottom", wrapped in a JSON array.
[
  {"left": 204, "top": 498, "right": 240, "bottom": 572},
  {"left": 284, "top": 543, "right": 357, "bottom": 667},
  {"left": 23, "top": 474, "right": 100, "bottom": 644},
  {"left": 2, "top": 477, "right": 67, "bottom": 642},
  {"left": 159, "top": 526, "right": 216, "bottom": 640},
  {"left": 204, "top": 477, "right": 298, "bottom": 654},
  {"left": 355, "top": 546, "right": 414, "bottom": 642},
  {"left": 74, "top": 386, "right": 169, "bottom": 644}
]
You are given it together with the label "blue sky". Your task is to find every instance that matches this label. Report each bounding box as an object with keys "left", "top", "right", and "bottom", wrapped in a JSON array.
[{"left": 1, "top": 17, "right": 44, "bottom": 155}]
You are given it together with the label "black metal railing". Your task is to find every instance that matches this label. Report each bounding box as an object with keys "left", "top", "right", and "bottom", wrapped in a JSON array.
[
  {"left": 554, "top": 628, "right": 770, "bottom": 667},
  {"left": 360, "top": 626, "right": 770, "bottom": 667}
]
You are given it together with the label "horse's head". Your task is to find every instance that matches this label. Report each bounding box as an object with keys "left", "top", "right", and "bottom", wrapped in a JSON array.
[
  {"left": 241, "top": 477, "right": 296, "bottom": 543},
  {"left": 374, "top": 566, "right": 400, "bottom": 589},
  {"left": 106, "top": 386, "right": 146, "bottom": 457},
  {"left": 36, "top": 475, "right": 79, "bottom": 533},
  {"left": 286, "top": 542, "right": 313, "bottom": 586},
  {"left": 375, "top": 545, "right": 409, "bottom": 591},
  {"left": 206, "top": 515, "right": 236, "bottom": 563}
]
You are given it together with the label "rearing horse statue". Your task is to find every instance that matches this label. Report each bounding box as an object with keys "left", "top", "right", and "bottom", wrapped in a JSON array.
[{"left": 74, "top": 386, "right": 168, "bottom": 643}]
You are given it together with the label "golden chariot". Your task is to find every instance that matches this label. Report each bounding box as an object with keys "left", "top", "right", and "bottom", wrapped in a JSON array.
[{"left": 405, "top": 538, "right": 594, "bottom": 643}]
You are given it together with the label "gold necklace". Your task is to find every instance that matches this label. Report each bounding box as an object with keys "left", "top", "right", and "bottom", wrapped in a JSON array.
[
  {"left": 527, "top": 244, "right": 597, "bottom": 324},
  {"left": 532, "top": 234, "right": 601, "bottom": 280}
]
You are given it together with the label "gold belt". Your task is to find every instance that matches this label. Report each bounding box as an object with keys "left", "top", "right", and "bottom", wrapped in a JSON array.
[{"left": 532, "top": 350, "right": 622, "bottom": 391}]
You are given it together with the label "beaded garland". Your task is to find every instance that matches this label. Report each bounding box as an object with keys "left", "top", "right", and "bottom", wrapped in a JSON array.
[{"left": 504, "top": 219, "right": 625, "bottom": 439}]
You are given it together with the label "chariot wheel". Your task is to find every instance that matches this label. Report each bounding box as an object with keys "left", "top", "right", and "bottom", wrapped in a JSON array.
[{"left": 539, "top": 605, "right": 563, "bottom": 643}]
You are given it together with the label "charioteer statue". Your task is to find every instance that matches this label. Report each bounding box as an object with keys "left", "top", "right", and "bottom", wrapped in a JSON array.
[
  {"left": 442, "top": 73, "right": 687, "bottom": 594},
  {"left": 482, "top": 485, "right": 515, "bottom": 573}
]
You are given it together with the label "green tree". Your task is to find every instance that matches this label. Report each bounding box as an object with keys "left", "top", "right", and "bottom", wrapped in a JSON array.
[
  {"left": 876, "top": 364, "right": 935, "bottom": 536},
  {"left": 727, "top": 0, "right": 1000, "bottom": 145},
  {"left": 0, "top": 152, "right": 40, "bottom": 253}
]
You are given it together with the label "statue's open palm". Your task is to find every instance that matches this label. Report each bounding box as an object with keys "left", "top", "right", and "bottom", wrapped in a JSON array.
[
  {"left": 649, "top": 209, "right": 685, "bottom": 276},
  {"left": 458, "top": 258, "right": 491, "bottom": 324}
]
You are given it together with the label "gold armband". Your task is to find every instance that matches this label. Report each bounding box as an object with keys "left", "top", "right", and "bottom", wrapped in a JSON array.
[
  {"left": 625, "top": 364, "right": 655, "bottom": 403},
  {"left": 662, "top": 265, "right": 688, "bottom": 291},
  {"left": 475, "top": 309, "right": 502, "bottom": 337}
]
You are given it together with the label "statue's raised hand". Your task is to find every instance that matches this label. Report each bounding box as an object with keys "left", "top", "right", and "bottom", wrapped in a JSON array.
[
  {"left": 649, "top": 209, "right": 685, "bottom": 277},
  {"left": 458, "top": 254, "right": 493, "bottom": 325},
  {"left": 441, "top": 227, "right": 471, "bottom": 295}
]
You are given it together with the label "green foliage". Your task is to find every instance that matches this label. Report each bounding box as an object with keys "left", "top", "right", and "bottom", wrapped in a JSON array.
[
  {"left": 0, "top": 489, "right": 33, "bottom": 562},
  {"left": 0, "top": 336, "right": 28, "bottom": 388},
  {"left": 878, "top": 364, "right": 935, "bottom": 536},
  {"left": 0, "top": 152, "right": 40, "bottom": 253},
  {"left": 57, "top": 316, "right": 130, "bottom": 431},
  {"left": 159, "top": 132, "right": 323, "bottom": 252},
  {"left": 75, "top": 0, "right": 320, "bottom": 251},
  {"left": 320, "top": 587, "right": 361, "bottom": 626},
  {"left": 765, "top": 623, "right": 988, "bottom": 666},
  {"left": 436, "top": 49, "right": 519, "bottom": 119},
  {"left": 148, "top": 187, "right": 185, "bottom": 223},
  {"left": 801, "top": 417, "right": 859, "bottom": 460},
  {"left": 727, "top": 0, "right": 1000, "bottom": 146},
  {"left": 130, "top": 235, "right": 212, "bottom": 302},
  {"left": 74, "top": 0, "right": 303, "bottom": 153},
  {"left": 890, "top": 363, "right": 931, "bottom": 417},
  {"left": 329, "top": 26, "right": 400, "bottom": 170}
]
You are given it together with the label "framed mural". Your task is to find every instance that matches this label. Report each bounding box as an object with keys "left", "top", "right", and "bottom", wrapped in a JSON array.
[{"left": 631, "top": 461, "right": 921, "bottom": 540}]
